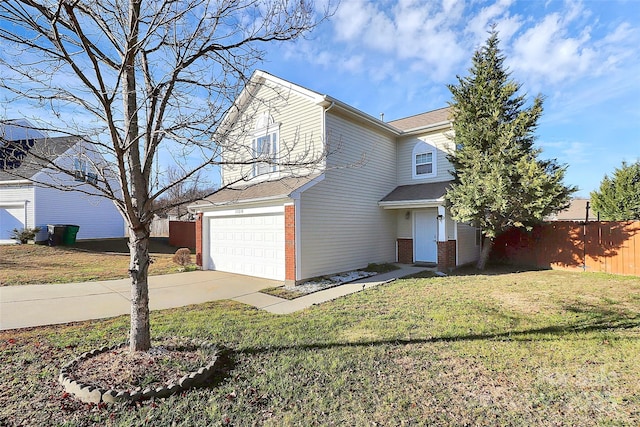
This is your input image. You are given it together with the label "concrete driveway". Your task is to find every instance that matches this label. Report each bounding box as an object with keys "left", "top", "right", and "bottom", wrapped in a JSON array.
[
  {"left": 0, "top": 265, "right": 430, "bottom": 331},
  {"left": 0, "top": 271, "right": 278, "bottom": 331}
]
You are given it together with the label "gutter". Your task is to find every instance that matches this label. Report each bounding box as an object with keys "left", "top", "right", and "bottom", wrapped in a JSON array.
[
  {"left": 398, "top": 120, "right": 452, "bottom": 136},
  {"left": 189, "top": 194, "right": 291, "bottom": 212},
  {"left": 0, "top": 179, "right": 31, "bottom": 185},
  {"left": 378, "top": 199, "right": 446, "bottom": 209}
]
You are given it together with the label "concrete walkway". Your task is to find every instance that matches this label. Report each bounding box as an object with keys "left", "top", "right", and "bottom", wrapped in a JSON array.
[{"left": 0, "top": 265, "right": 430, "bottom": 331}]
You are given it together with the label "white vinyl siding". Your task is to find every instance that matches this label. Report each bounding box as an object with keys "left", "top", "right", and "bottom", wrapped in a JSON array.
[
  {"left": 397, "top": 131, "right": 455, "bottom": 186},
  {"left": 33, "top": 184, "right": 125, "bottom": 240},
  {"left": 457, "top": 223, "right": 482, "bottom": 265},
  {"left": 30, "top": 156, "right": 125, "bottom": 240},
  {"left": 297, "top": 112, "right": 397, "bottom": 280},
  {"left": 222, "top": 82, "right": 324, "bottom": 185}
]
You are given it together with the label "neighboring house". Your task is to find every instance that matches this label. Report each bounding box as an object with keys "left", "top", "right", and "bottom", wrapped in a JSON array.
[
  {"left": 546, "top": 198, "right": 598, "bottom": 222},
  {"left": 190, "top": 71, "right": 481, "bottom": 283},
  {"left": 0, "top": 120, "right": 125, "bottom": 243}
]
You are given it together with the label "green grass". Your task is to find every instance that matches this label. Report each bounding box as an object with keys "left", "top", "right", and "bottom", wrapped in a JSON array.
[{"left": 1, "top": 269, "right": 639, "bottom": 426}]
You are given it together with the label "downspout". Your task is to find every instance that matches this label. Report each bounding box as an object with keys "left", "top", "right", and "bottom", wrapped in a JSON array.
[
  {"left": 24, "top": 200, "right": 29, "bottom": 229},
  {"left": 321, "top": 100, "right": 335, "bottom": 153}
]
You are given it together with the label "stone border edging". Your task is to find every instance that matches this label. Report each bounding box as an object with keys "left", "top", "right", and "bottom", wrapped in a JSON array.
[{"left": 59, "top": 340, "right": 218, "bottom": 404}]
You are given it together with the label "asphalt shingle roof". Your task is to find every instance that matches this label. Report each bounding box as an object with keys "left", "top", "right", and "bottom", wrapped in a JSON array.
[
  {"left": 192, "top": 174, "right": 320, "bottom": 207},
  {"left": 0, "top": 136, "right": 79, "bottom": 181},
  {"left": 380, "top": 181, "right": 452, "bottom": 203},
  {"left": 388, "top": 107, "right": 452, "bottom": 132}
]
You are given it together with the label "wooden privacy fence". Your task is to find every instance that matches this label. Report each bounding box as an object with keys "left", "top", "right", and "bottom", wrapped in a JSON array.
[
  {"left": 491, "top": 221, "right": 640, "bottom": 276},
  {"left": 169, "top": 220, "right": 196, "bottom": 249}
]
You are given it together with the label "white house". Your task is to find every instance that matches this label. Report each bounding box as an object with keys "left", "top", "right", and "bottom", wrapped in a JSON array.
[
  {"left": 0, "top": 120, "right": 125, "bottom": 243},
  {"left": 190, "top": 71, "right": 481, "bottom": 283}
]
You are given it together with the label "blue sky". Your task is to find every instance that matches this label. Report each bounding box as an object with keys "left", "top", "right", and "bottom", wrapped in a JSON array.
[{"left": 261, "top": 0, "right": 640, "bottom": 197}]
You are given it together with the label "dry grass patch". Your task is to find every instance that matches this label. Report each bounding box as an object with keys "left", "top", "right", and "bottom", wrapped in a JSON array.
[{"left": 0, "top": 243, "right": 180, "bottom": 286}]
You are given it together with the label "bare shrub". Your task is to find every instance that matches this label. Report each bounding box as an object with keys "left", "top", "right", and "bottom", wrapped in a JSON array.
[{"left": 172, "top": 248, "right": 192, "bottom": 269}]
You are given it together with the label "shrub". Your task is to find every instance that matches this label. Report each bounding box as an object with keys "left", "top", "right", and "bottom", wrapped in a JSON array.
[
  {"left": 172, "top": 248, "right": 192, "bottom": 270},
  {"left": 10, "top": 227, "right": 41, "bottom": 244}
]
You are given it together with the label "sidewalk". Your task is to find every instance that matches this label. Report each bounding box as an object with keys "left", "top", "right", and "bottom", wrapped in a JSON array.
[{"left": 0, "top": 265, "right": 430, "bottom": 330}]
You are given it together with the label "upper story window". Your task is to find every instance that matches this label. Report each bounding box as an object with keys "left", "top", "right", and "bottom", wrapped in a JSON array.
[
  {"left": 252, "top": 113, "right": 279, "bottom": 177},
  {"left": 74, "top": 157, "right": 98, "bottom": 185},
  {"left": 412, "top": 141, "right": 437, "bottom": 179}
]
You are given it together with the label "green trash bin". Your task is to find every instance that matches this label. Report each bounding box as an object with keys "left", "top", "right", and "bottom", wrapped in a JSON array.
[{"left": 62, "top": 225, "right": 80, "bottom": 246}]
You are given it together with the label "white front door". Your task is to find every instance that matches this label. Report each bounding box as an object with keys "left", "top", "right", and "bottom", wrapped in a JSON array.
[{"left": 414, "top": 210, "right": 437, "bottom": 263}]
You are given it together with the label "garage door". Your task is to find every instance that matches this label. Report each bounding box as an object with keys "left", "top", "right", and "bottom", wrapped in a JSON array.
[
  {"left": 0, "top": 206, "right": 25, "bottom": 240},
  {"left": 208, "top": 212, "right": 285, "bottom": 280}
]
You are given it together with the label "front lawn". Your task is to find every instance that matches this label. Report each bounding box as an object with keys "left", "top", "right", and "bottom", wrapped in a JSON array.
[
  {"left": 1, "top": 269, "right": 639, "bottom": 426},
  {"left": 0, "top": 239, "right": 186, "bottom": 286}
]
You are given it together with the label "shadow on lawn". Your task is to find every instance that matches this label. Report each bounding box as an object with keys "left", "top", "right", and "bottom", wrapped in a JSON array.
[
  {"left": 404, "top": 264, "right": 551, "bottom": 280},
  {"left": 206, "top": 305, "right": 640, "bottom": 384},
  {"left": 72, "top": 237, "right": 180, "bottom": 254}
]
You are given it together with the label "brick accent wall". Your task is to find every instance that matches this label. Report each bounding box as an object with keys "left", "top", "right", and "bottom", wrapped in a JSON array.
[
  {"left": 437, "top": 240, "right": 456, "bottom": 271},
  {"left": 285, "top": 205, "right": 296, "bottom": 283},
  {"left": 195, "top": 213, "right": 203, "bottom": 267},
  {"left": 397, "top": 238, "right": 413, "bottom": 264}
]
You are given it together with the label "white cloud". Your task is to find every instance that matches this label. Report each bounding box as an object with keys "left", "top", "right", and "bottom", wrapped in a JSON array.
[
  {"left": 332, "top": 0, "right": 378, "bottom": 42},
  {"left": 537, "top": 139, "right": 591, "bottom": 164},
  {"left": 510, "top": 11, "right": 596, "bottom": 85},
  {"left": 466, "top": 0, "right": 514, "bottom": 39}
]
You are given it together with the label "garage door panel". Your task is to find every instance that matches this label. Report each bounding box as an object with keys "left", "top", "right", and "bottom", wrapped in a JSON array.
[
  {"left": 208, "top": 212, "right": 285, "bottom": 281},
  {"left": 0, "top": 207, "right": 25, "bottom": 239}
]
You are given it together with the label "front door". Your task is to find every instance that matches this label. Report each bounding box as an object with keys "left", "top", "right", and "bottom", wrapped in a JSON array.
[{"left": 414, "top": 210, "right": 437, "bottom": 263}]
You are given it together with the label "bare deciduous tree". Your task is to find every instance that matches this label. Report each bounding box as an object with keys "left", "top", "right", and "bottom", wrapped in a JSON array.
[{"left": 0, "top": 0, "right": 331, "bottom": 351}]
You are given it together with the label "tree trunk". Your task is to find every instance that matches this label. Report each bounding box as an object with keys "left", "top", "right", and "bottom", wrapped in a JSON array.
[
  {"left": 476, "top": 236, "right": 494, "bottom": 270},
  {"left": 129, "top": 228, "right": 151, "bottom": 352}
]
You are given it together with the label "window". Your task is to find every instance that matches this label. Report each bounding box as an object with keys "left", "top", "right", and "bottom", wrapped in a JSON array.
[
  {"left": 74, "top": 158, "right": 87, "bottom": 182},
  {"left": 412, "top": 141, "right": 436, "bottom": 179},
  {"left": 253, "top": 132, "right": 278, "bottom": 176},
  {"left": 415, "top": 152, "right": 433, "bottom": 175},
  {"left": 74, "top": 157, "right": 98, "bottom": 185},
  {"left": 252, "top": 113, "right": 279, "bottom": 178}
]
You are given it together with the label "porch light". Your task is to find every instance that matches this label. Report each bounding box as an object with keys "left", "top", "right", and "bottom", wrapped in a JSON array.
[{"left": 437, "top": 214, "right": 444, "bottom": 220}]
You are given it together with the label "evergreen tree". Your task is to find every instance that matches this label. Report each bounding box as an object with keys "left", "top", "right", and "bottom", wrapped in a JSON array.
[
  {"left": 590, "top": 161, "right": 640, "bottom": 220},
  {"left": 445, "top": 30, "right": 576, "bottom": 269}
]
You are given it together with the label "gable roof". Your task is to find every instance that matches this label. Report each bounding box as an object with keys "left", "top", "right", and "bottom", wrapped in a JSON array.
[
  {"left": 0, "top": 136, "right": 79, "bottom": 182},
  {"left": 191, "top": 174, "right": 322, "bottom": 209},
  {"left": 387, "top": 107, "right": 452, "bottom": 132}
]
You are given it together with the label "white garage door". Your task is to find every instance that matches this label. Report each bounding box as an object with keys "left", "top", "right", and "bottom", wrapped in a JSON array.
[
  {"left": 0, "top": 206, "right": 25, "bottom": 240},
  {"left": 208, "top": 212, "right": 285, "bottom": 280}
]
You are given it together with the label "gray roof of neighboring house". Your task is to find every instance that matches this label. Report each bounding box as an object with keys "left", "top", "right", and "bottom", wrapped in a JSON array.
[
  {"left": 0, "top": 136, "right": 79, "bottom": 181},
  {"left": 0, "top": 119, "right": 47, "bottom": 141},
  {"left": 548, "top": 198, "right": 598, "bottom": 221},
  {"left": 387, "top": 107, "right": 452, "bottom": 132},
  {"left": 380, "top": 181, "right": 452, "bottom": 203},
  {"left": 191, "top": 174, "right": 321, "bottom": 208}
]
